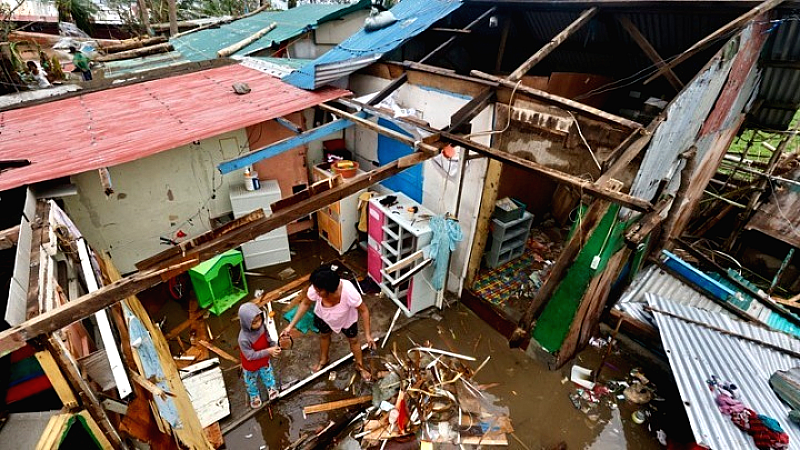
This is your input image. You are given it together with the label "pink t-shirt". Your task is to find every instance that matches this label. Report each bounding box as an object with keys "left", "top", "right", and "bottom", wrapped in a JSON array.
[{"left": 307, "top": 279, "right": 362, "bottom": 333}]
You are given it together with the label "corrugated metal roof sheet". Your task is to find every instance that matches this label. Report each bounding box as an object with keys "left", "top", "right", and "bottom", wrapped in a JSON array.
[
  {"left": 236, "top": 55, "right": 311, "bottom": 78},
  {"left": 615, "top": 265, "right": 734, "bottom": 329},
  {"left": 172, "top": 1, "right": 370, "bottom": 62},
  {"left": 751, "top": 14, "right": 800, "bottom": 130},
  {"left": 284, "top": 0, "right": 462, "bottom": 90},
  {"left": 0, "top": 64, "right": 349, "bottom": 192},
  {"left": 648, "top": 294, "right": 800, "bottom": 450},
  {"left": 101, "top": 51, "right": 190, "bottom": 77}
]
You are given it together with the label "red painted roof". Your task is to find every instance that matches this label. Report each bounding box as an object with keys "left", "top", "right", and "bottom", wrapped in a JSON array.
[{"left": 0, "top": 64, "right": 349, "bottom": 191}]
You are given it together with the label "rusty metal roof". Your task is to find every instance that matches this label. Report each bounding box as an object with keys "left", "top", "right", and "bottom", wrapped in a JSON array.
[
  {"left": 0, "top": 64, "right": 349, "bottom": 192},
  {"left": 648, "top": 294, "right": 800, "bottom": 450}
]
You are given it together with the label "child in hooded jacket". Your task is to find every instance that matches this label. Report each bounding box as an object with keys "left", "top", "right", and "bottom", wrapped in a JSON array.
[{"left": 238, "top": 302, "right": 281, "bottom": 409}]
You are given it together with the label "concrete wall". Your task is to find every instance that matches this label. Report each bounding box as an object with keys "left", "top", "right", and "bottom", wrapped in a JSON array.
[
  {"left": 63, "top": 130, "right": 252, "bottom": 273},
  {"left": 347, "top": 74, "right": 493, "bottom": 294}
]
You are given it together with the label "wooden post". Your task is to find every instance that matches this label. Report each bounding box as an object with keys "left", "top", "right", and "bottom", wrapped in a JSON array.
[
  {"left": 659, "top": 147, "right": 697, "bottom": 252},
  {"left": 507, "top": 7, "right": 598, "bottom": 81},
  {"left": 465, "top": 159, "right": 503, "bottom": 286},
  {"left": 136, "top": 0, "right": 152, "bottom": 35},
  {"left": 494, "top": 15, "right": 511, "bottom": 73}
]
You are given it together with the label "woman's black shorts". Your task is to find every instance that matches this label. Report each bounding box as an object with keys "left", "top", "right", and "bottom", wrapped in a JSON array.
[{"left": 314, "top": 315, "right": 358, "bottom": 338}]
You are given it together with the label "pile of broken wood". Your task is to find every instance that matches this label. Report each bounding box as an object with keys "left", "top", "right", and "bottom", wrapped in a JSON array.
[{"left": 301, "top": 343, "right": 513, "bottom": 448}]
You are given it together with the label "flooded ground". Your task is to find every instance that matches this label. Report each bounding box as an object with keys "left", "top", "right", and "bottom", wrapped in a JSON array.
[
  {"left": 224, "top": 301, "right": 690, "bottom": 449},
  {"left": 143, "top": 231, "right": 692, "bottom": 449}
]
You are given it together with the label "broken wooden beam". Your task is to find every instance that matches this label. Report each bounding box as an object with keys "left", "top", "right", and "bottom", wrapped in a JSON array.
[
  {"left": 198, "top": 340, "right": 238, "bottom": 363},
  {"left": 217, "top": 21, "right": 277, "bottom": 58},
  {"left": 100, "top": 36, "right": 168, "bottom": 54},
  {"left": 617, "top": 16, "right": 683, "bottom": 91},
  {"left": 508, "top": 7, "right": 598, "bottom": 81},
  {"left": 440, "top": 132, "right": 652, "bottom": 212},
  {"left": 0, "top": 224, "right": 19, "bottom": 250},
  {"left": 96, "top": 43, "right": 174, "bottom": 62},
  {"left": 302, "top": 395, "right": 372, "bottom": 415},
  {"left": 471, "top": 70, "right": 642, "bottom": 130},
  {"left": 0, "top": 260, "right": 195, "bottom": 356},
  {"left": 138, "top": 151, "right": 436, "bottom": 273},
  {"left": 644, "top": 0, "right": 786, "bottom": 84}
]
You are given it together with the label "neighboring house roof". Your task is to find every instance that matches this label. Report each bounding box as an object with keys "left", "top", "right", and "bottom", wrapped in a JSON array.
[
  {"left": 647, "top": 294, "right": 800, "bottom": 450},
  {"left": 172, "top": 1, "right": 370, "bottom": 62},
  {"left": 284, "top": 0, "right": 463, "bottom": 90},
  {"left": 101, "top": 51, "right": 190, "bottom": 78},
  {"left": 0, "top": 64, "right": 349, "bottom": 192}
]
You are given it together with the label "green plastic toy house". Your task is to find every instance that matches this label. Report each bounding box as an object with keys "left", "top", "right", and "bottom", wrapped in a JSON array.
[{"left": 188, "top": 249, "right": 248, "bottom": 315}]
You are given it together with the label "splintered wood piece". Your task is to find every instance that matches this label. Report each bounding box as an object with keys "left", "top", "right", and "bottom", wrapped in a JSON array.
[
  {"left": 302, "top": 395, "right": 372, "bottom": 415},
  {"left": 198, "top": 340, "right": 237, "bottom": 362},
  {"left": 204, "top": 422, "right": 224, "bottom": 449}
]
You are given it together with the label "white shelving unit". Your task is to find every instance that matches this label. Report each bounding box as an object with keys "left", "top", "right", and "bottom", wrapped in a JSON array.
[
  {"left": 312, "top": 164, "right": 366, "bottom": 255},
  {"left": 367, "top": 193, "right": 436, "bottom": 317},
  {"left": 228, "top": 180, "right": 290, "bottom": 269}
]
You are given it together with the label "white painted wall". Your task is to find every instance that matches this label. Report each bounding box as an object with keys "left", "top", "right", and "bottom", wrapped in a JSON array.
[
  {"left": 63, "top": 130, "right": 252, "bottom": 273},
  {"left": 290, "top": 11, "right": 370, "bottom": 59},
  {"left": 347, "top": 74, "right": 494, "bottom": 294}
]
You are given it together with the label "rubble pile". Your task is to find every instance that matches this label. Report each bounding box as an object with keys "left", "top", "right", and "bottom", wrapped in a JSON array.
[{"left": 351, "top": 343, "right": 513, "bottom": 447}]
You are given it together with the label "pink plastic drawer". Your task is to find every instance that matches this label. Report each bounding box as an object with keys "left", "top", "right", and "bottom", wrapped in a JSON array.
[
  {"left": 368, "top": 203, "right": 384, "bottom": 242},
  {"left": 367, "top": 246, "right": 382, "bottom": 283}
]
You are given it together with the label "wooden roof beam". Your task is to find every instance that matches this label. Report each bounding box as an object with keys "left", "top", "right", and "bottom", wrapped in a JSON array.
[
  {"left": 617, "top": 16, "right": 684, "bottom": 91},
  {"left": 507, "top": 7, "right": 598, "bottom": 81},
  {"left": 0, "top": 224, "right": 19, "bottom": 250},
  {"left": 440, "top": 131, "right": 652, "bottom": 211},
  {"left": 0, "top": 260, "right": 196, "bottom": 357},
  {"left": 643, "top": 0, "right": 787, "bottom": 84}
]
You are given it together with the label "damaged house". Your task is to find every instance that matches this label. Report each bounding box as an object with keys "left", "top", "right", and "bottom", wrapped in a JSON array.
[{"left": 1, "top": 0, "right": 800, "bottom": 447}]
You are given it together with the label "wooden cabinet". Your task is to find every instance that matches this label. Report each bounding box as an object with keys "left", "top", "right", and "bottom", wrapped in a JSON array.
[
  {"left": 367, "top": 193, "right": 436, "bottom": 317},
  {"left": 228, "top": 181, "right": 291, "bottom": 269},
  {"left": 312, "top": 164, "right": 365, "bottom": 255}
]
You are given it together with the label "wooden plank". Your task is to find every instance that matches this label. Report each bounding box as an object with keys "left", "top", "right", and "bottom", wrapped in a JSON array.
[
  {"left": 102, "top": 255, "right": 214, "bottom": 450},
  {"left": 644, "top": 0, "right": 786, "bottom": 84},
  {"left": 617, "top": 16, "right": 683, "bottom": 91},
  {"left": 36, "top": 413, "right": 69, "bottom": 450},
  {"left": 76, "top": 239, "right": 132, "bottom": 399},
  {"left": 44, "top": 336, "right": 125, "bottom": 449},
  {"left": 466, "top": 159, "right": 503, "bottom": 286},
  {"left": 303, "top": 395, "right": 373, "bottom": 415},
  {"left": 471, "top": 70, "right": 642, "bottom": 130},
  {"left": 254, "top": 273, "right": 311, "bottom": 307},
  {"left": 35, "top": 349, "right": 78, "bottom": 409},
  {"left": 461, "top": 432, "right": 509, "bottom": 446},
  {"left": 130, "top": 371, "right": 175, "bottom": 400},
  {"left": 217, "top": 21, "right": 276, "bottom": 57},
  {"left": 0, "top": 259, "right": 195, "bottom": 357},
  {"left": 138, "top": 151, "right": 435, "bottom": 273},
  {"left": 318, "top": 104, "right": 439, "bottom": 155},
  {"left": 447, "top": 87, "right": 495, "bottom": 132},
  {"left": 198, "top": 340, "right": 237, "bottom": 362},
  {"left": 180, "top": 362, "right": 230, "bottom": 427},
  {"left": 508, "top": 7, "right": 598, "bottom": 81},
  {"left": 136, "top": 209, "right": 264, "bottom": 272},
  {"left": 0, "top": 224, "right": 19, "bottom": 250},
  {"left": 204, "top": 422, "right": 224, "bottom": 449},
  {"left": 441, "top": 132, "right": 652, "bottom": 212}
]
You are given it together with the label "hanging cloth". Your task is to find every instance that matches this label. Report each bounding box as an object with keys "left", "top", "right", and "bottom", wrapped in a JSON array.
[{"left": 427, "top": 215, "right": 463, "bottom": 290}]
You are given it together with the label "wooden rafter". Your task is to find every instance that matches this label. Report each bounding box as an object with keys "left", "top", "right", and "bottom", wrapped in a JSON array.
[
  {"left": 643, "top": 0, "right": 786, "bottom": 84},
  {"left": 0, "top": 260, "right": 196, "bottom": 356},
  {"left": 617, "top": 16, "right": 684, "bottom": 91},
  {"left": 0, "top": 224, "right": 19, "bottom": 250},
  {"left": 508, "top": 7, "right": 598, "bottom": 81},
  {"left": 440, "top": 132, "right": 652, "bottom": 211}
]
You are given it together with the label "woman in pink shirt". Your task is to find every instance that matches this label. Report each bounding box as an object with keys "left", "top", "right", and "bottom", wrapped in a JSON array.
[{"left": 281, "top": 266, "right": 375, "bottom": 380}]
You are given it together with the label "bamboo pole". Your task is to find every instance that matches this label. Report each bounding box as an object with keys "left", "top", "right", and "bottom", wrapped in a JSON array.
[{"left": 217, "top": 22, "right": 277, "bottom": 58}]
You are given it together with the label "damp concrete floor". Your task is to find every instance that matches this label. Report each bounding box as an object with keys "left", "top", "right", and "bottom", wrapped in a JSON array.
[{"left": 143, "top": 232, "right": 693, "bottom": 449}]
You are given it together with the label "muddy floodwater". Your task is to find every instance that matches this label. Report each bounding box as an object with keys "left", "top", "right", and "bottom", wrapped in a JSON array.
[{"left": 224, "top": 301, "right": 679, "bottom": 449}]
